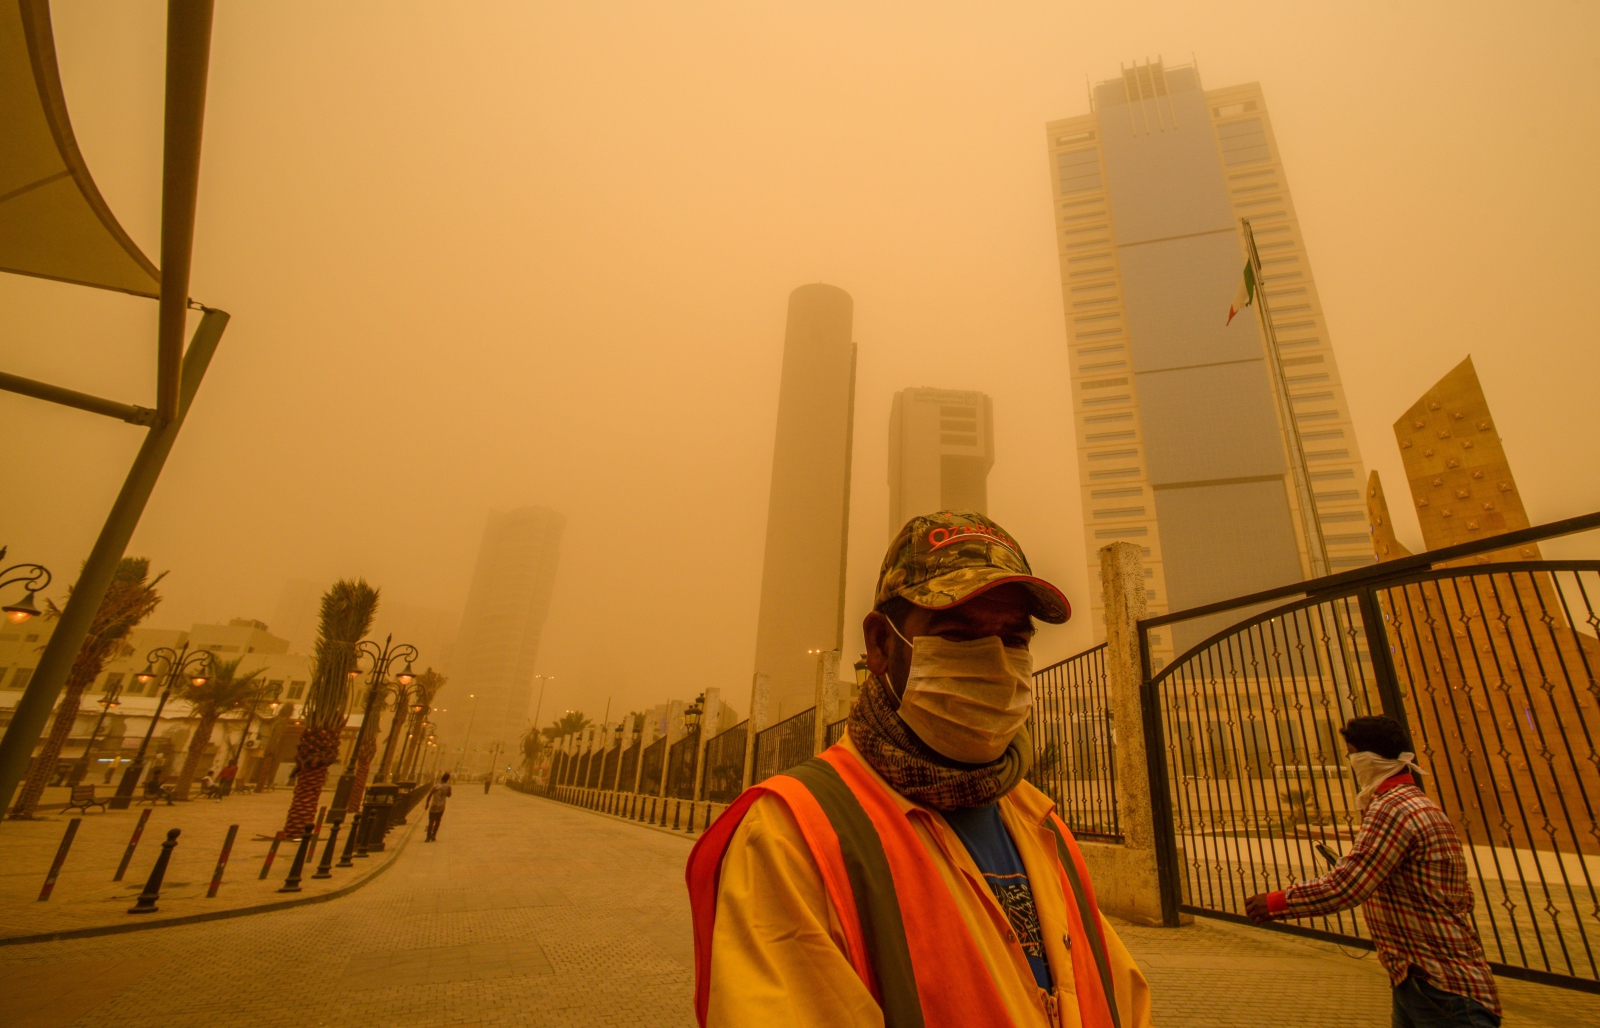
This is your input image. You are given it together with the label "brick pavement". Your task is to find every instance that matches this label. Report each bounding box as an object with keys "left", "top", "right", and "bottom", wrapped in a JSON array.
[
  {"left": 2, "top": 787, "right": 1597, "bottom": 1027},
  {"left": 0, "top": 790, "right": 403, "bottom": 940}
]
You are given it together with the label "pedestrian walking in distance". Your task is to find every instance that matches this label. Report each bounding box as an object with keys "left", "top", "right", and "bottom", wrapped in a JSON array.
[
  {"left": 1246, "top": 715, "right": 1501, "bottom": 1027},
  {"left": 425, "top": 772, "right": 452, "bottom": 842},
  {"left": 689, "top": 511, "right": 1151, "bottom": 1027}
]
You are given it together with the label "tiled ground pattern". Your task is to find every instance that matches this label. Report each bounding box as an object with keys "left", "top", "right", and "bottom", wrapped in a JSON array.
[{"left": 3, "top": 787, "right": 1598, "bottom": 1027}]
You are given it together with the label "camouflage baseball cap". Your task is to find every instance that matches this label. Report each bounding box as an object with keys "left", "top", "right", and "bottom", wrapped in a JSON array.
[{"left": 875, "top": 511, "right": 1070, "bottom": 623}]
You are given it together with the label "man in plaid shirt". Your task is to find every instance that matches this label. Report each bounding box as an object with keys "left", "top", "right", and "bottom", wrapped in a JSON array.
[{"left": 1246, "top": 716, "right": 1500, "bottom": 1027}]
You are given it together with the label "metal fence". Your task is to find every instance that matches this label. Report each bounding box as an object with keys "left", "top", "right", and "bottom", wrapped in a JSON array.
[
  {"left": 618, "top": 739, "right": 640, "bottom": 790},
  {"left": 754, "top": 707, "right": 816, "bottom": 783},
  {"left": 1029, "top": 644, "right": 1120, "bottom": 840},
  {"left": 601, "top": 743, "right": 621, "bottom": 789},
  {"left": 587, "top": 746, "right": 607, "bottom": 788},
  {"left": 824, "top": 717, "right": 847, "bottom": 748},
  {"left": 639, "top": 736, "right": 666, "bottom": 796},
  {"left": 1140, "top": 512, "right": 1600, "bottom": 991},
  {"left": 701, "top": 720, "right": 747, "bottom": 802},
  {"left": 666, "top": 727, "right": 701, "bottom": 799}
]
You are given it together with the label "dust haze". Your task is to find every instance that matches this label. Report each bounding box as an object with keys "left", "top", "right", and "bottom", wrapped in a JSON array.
[{"left": 3, "top": 1, "right": 1597, "bottom": 725}]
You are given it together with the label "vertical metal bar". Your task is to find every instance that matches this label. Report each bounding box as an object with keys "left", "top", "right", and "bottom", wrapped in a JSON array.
[
  {"left": 155, "top": 0, "right": 216, "bottom": 422},
  {"left": 38, "top": 817, "right": 82, "bottom": 900},
  {"left": 206, "top": 823, "right": 237, "bottom": 897},
  {"left": 113, "top": 808, "right": 152, "bottom": 882},
  {"left": 1356, "top": 586, "right": 1410, "bottom": 736},
  {"left": 1139, "top": 620, "right": 1182, "bottom": 927},
  {"left": 0, "top": 310, "right": 229, "bottom": 816}
]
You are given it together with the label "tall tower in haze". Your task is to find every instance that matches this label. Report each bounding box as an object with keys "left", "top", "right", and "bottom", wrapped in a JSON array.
[
  {"left": 752, "top": 284, "right": 857, "bottom": 719},
  {"left": 449, "top": 506, "right": 565, "bottom": 760},
  {"left": 887, "top": 387, "right": 995, "bottom": 537},
  {"left": 1046, "top": 60, "right": 1370, "bottom": 658}
]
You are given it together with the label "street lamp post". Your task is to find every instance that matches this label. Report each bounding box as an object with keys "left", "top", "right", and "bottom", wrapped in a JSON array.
[
  {"left": 329, "top": 634, "right": 417, "bottom": 859},
  {"left": 396, "top": 703, "right": 428, "bottom": 781},
  {"left": 108, "top": 642, "right": 217, "bottom": 810},
  {"left": 0, "top": 548, "right": 51, "bottom": 625},
  {"left": 221, "top": 696, "right": 279, "bottom": 796},
  {"left": 67, "top": 676, "right": 125, "bottom": 787}
]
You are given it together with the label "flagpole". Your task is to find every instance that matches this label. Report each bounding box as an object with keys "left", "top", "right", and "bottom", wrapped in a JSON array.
[{"left": 1242, "top": 217, "right": 1331, "bottom": 579}]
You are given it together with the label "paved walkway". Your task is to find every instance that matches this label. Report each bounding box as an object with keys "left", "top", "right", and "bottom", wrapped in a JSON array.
[
  {"left": 2, "top": 788, "right": 1597, "bottom": 1027},
  {"left": 0, "top": 790, "right": 402, "bottom": 940}
]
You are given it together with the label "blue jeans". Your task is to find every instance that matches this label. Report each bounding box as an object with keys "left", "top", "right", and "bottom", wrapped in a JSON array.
[{"left": 1392, "top": 973, "right": 1500, "bottom": 1028}]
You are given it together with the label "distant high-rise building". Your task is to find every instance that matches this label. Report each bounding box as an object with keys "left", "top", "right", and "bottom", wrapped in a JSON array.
[
  {"left": 752, "top": 284, "right": 857, "bottom": 719},
  {"left": 448, "top": 506, "right": 565, "bottom": 756},
  {"left": 888, "top": 387, "right": 995, "bottom": 536},
  {"left": 1046, "top": 59, "right": 1370, "bottom": 657}
]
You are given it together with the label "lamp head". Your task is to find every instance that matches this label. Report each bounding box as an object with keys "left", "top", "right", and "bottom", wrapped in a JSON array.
[
  {"left": 135, "top": 664, "right": 157, "bottom": 686},
  {"left": 3, "top": 590, "right": 41, "bottom": 624},
  {"left": 395, "top": 663, "right": 416, "bottom": 687}
]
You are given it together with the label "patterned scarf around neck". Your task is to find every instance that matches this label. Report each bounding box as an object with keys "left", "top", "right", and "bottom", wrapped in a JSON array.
[{"left": 845, "top": 674, "right": 1030, "bottom": 811}]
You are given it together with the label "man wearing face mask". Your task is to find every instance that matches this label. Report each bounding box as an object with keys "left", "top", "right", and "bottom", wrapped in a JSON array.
[
  {"left": 687, "top": 511, "right": 1151, "bottom": 1028},
  {"left": 1245, "top": 716, "right": 1500, "bottom": 1027}
]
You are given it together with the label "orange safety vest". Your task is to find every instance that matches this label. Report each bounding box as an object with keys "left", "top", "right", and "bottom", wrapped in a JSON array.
[{"left": 687, "top": 746, "right": 1121, "bottom": 1028}]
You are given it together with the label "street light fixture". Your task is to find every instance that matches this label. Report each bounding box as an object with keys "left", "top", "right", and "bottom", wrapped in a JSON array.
[
  {"left": 108, "top": 641, "right": 217, "bottom": 809},
  {"left": 329, "top": 633, "right": 420, "bottom": 836},
  {"left": 0, "top": 548, "right": 51, "bottom": 625},
  {"left": 854, "top": 654, "right": 870, "bottom": 687}
]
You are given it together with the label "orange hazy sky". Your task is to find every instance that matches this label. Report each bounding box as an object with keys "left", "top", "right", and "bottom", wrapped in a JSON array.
[{"left": 3, "top": 1, "right": 1597, "bottom": 723}]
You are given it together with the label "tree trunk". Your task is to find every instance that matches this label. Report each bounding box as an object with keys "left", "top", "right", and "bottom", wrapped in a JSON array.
[
  {"left": 283, "top": 725, "right": 341, "bottom": 834},
  {"left": 173, "top": 712, "right": 219, "bottom": 800},
  {"left": 346, "top": 732, "right": 379, "bottom": 812},
  {"left": 8, "top": 677, "right": 91, "bottom": 819}
]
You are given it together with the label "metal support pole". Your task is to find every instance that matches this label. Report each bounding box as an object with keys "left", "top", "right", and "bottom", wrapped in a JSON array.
[
  {"left": 37, "top": 818, "right": 81, "bottom": 901},
  {"left": 114, "top": 808, "right": 152, "bottom": 882},
  {"left": 129, "top": 828, "right": 181, "bottom": 913},
  {"left": 206, "top": 823, "right": 237, "bottom": 897},
  {"left": 258, "top": 834, "right": 283, "bottom": 880},
  {"left": 0, "top": 310, "right": 229, "bottom": 817}
]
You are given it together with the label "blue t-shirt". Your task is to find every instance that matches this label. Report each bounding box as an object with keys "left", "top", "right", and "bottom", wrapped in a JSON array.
[{"left": 940, "top": 802, "right": 1054, "bottom": 990}]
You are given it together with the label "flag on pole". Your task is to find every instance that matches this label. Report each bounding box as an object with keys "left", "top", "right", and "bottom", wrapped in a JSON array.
[{"left": 1226, "top": 261, "right": 1257, "bottom": 325}]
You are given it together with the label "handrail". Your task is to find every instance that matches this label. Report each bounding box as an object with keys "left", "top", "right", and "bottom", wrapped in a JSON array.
[{"left": 1140, "top": 510, "right": 1600, "bottom": 631}]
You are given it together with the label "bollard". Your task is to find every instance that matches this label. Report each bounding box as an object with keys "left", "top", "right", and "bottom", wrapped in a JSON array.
[
  {"left": 206, "top": 824, "right": 239, "bottom": 898},
  {"left": 354, "top": 809, "right": 374, "bottom": 858},
  {"left": 128, "top": 829, "right": 181, "bottom": 913},
  {"left": 38, "top": 818, "right": 83, "bottom": 901},
  {"left": 337, "top": 808, "right": 361, "bottom": 868},
  {"left": 258, "top": 833, "right": 284, "bottom": 880},
  {"left": 686, "top": 802, "right": 695, "bottom": 833},
  {"left": 304, "top": 805, "right": 328, "bottom": 866},
  {"left": 277, "top": 824, "right": 315, "bottom": 893},
  {"left": 113, "top": 809, "right": 152, "bottom": 882},
  {"left": 312, "top": 818, "right": 343, "bottom": 879},
  {"left": 672, "top": 801, "right": 681, "bottom": 831}
]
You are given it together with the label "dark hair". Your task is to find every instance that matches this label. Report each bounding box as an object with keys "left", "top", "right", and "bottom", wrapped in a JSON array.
[
  {"left": 1338, "top": 716, "right": 1410, "bottom": 759},
  {"left": 440, "top": 772, "right": 450, "bottom": 782}
]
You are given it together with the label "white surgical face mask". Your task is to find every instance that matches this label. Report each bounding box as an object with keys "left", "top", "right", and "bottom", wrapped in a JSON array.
[
  {"left": 888, "top": 620, "right": 1033, "bottom": 764},
  {"left": 1347, "top": 750, "right": 1424, "bottom": 809}
]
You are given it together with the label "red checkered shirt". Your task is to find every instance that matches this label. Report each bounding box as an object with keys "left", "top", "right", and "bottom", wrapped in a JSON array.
[{"left": 1266, "top": 773, "right": 1500, "bottom": 1016}]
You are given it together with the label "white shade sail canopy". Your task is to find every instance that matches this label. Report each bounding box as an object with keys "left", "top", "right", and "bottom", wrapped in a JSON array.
[{"left": 0, "top": 0, "right": 159, "bottom": 299}]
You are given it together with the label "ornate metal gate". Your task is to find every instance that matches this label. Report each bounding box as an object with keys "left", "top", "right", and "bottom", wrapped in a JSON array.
[{"left": 1140, "top": 514, "right": 1600, "bottom": 991}]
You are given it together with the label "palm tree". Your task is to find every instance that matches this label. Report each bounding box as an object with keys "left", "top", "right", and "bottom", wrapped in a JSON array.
[
  {"left": 281, "top": 579, "right": 379, "bottom": 835},
  {"left": 9, "top": 558, "right": 164, "bottom": 819},
  {"left": 171, "top": 656, "right": 270, "bottom": 800},
  {"left": 519, "top": 723, "right": 542, "bottom": 780},
  {"left": 394, "top": 668, "right": 445, "bottom": 781},
  {"left": 541, "top": 710, "right": 591, "bottom": 744}
]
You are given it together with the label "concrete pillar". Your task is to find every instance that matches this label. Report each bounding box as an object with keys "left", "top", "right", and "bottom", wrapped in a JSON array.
[
  {"left": 812, "top": 650, "right": 840, "bottom": 754},
  {"left": 741, "top": 672, "right": 771, "bottom": 789},
  {"left": 1094, "top": 541, "right": 1166, "bottom": 926},
  {"left": 660, "top": 700, "right": 686, "bottom": 797}
]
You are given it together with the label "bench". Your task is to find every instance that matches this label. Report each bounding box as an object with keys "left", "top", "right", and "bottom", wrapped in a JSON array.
[{"left": 64, "top": 784, "right": 108, "bottom": 814}]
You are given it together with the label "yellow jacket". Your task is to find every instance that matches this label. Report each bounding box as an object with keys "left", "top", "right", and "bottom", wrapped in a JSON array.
[{"left": 706, "top": 736, "right": 1153, "bottom": 1028}]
